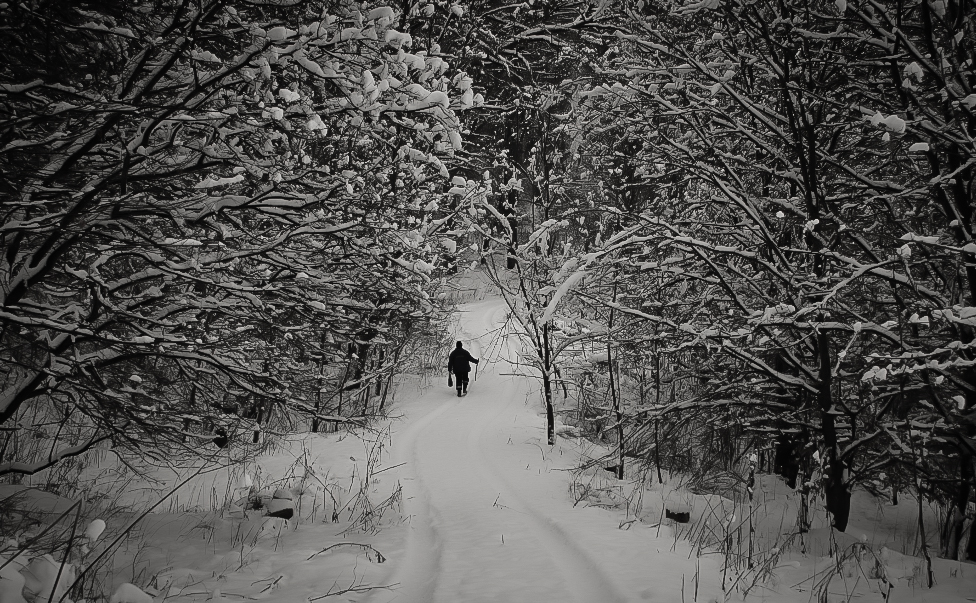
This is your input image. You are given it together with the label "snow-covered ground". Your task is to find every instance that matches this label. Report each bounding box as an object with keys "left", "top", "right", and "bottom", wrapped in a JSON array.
[
  {"left": 361, "top": 297, "right": 732, "bottom": 603},
  {"left": 3, "top": 291, "right": 975, "bottom": 603}
]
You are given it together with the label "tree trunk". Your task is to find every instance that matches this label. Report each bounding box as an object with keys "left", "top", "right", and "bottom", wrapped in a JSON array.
[
  {"left": 375, "top": 348, "right": 385, "bottom": 396},
  {"left": 747, "top": 458, "right": 756, "bottom": 568},
  {"left": 543, "top": 371, "right": 555, "bottom": 446},
  {"left": 312, "top": 332, "right": 328, "bottom": 433},
  {"left": 945, "top": 450, "right": 973, "bottom": 559},
  {"left": 818, "top": 330, "right": 851, "bottom": 532},
  {"left": 378, "top": 345, "right": 402, "bottom": 415},
  {"left": 774, "top": 431, "right": 801, "bottom": 489},
  {"left": 542, "top": 322, "right": 555, "bottom": 446},
  {"left": 967, "top": 500, "right": 976, "bottom": 561},
  {"left": 337, "top": 389, "right": 343, "bottom": 425},
  {"left": 654, "top": 349, "right": 663, "bottom": 484},
  {"left": 914, "top": 436, "right": 935, "bottom": 587},
  {"left": 608, "top": 349, "right": 623, "bottom": 479},
  {"left": 607, "top": 278, "right": 623, "bottom": 478},
  {"left": 252, "top": 400, "right": 265, "bottom": 443}
]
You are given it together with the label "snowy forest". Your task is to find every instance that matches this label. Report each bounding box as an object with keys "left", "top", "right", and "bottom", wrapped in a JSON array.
[{"left": 2, "top": 0, "right": 976, "bottom": 601}]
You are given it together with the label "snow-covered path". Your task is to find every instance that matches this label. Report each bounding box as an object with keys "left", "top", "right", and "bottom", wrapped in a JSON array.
[
  {"left": 21, "top": 294, "right": 973, "bottom": 603},
  {"left": 366, "top": 297, "right": 713, "bottom": 603}
]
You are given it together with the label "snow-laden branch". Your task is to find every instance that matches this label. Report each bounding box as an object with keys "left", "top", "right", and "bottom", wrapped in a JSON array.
[{"left": 0, "top": 433, "right": 112, "bottom": 476}]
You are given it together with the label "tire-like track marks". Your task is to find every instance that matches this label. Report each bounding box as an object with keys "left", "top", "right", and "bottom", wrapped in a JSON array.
[
  {"left": 470, "top": 395, "right": 628, "bottom": 603},
  {"left": 368, "top": 297, "right": 629, "bottom": 603},
  {"left": 377, "top": 401, "right": 451, "bottom": 602}
]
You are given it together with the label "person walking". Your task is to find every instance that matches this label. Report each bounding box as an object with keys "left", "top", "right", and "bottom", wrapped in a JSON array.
[{"left": 447, "top": 341, "right": 479, "bottom": 397}]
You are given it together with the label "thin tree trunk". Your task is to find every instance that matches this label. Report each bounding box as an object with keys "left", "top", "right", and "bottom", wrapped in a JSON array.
[
  {"left": 312, "top": 332, "right": 328, "bottom": 433},
  {"left": 378, "top": 346, "right": 401, "bottom": 415},
  {"left": 654, "top": 348, "right": 663, "bottom": 484},
  {"left": 542, "top": 322, "right": 555, "bottom": 446},
  {"left": 945, "top": 451, "right": 973, "bottom": 559},
  {"left": 337, "top": 389, "right": 343, "bottom": 428},
  {"left": 747, "top": 455, "right": 756, "bottom": 569},
  {"left": 917, "top": 476, "right": 934, "bottom": 587},
  {"left": 607, "top": 279, "right": 623, "bottom": 479},
  {"left": 967, "top": 502, "right": 976, "bottom": 561},
  {"left": 375, "top": 348, "right": 385, "bottom": 396},
  {"left": 252, "top": 400, "right": 264, "bottom": 443},
  {"left": 817, "top": 330, "right": 851, "bottom": 531}
]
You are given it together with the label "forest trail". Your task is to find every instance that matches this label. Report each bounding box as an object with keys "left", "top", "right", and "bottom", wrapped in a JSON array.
[{"left": 365, "top": 297, "right": 635, "bottom": 603}]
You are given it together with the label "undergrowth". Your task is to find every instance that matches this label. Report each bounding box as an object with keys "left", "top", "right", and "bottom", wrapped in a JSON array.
[{"left": 0, "top": 425, "right": 400, "bottom": 602}]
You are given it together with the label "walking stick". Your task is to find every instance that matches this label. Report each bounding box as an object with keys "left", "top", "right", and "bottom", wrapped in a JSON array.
[{"left": 474, "top": 361, "right": 479, "bottom": 382}]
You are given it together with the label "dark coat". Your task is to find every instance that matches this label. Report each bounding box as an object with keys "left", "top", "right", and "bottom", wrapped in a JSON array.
[{"left": 448, "top": 348, "right": 479, "bottom": 374}]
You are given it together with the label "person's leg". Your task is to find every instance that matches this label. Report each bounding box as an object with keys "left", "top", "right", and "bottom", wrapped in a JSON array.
[{"left": 456, "top": 371, "right": 469, "bottom": 396}]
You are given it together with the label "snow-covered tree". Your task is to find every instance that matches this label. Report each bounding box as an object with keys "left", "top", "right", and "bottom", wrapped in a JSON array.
[
  {"left": 0, "top": 0, "right": 477, "bottom": 475},
  {"left": 538, "top": 0, "right": 976, "bottom": 551}
]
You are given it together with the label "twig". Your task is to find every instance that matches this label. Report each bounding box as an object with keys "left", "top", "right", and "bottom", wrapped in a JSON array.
[
  {"left": 308, "top": 582, "right": 398, "bottom": 601},
  {"left": 372, "top": 462, "right": 406, "bottom": 475},
  {"left": 306, "top": 543, "right": 386, "bottom": 563}
]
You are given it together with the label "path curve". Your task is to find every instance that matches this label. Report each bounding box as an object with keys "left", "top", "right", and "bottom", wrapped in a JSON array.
[{"left": 369, "top": 297, "right": 631, "bottom": 603}]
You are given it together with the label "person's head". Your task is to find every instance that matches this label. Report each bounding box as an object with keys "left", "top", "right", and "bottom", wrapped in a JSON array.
[{"left": 456, "top": 341, "right": 463, "bottom": 349}]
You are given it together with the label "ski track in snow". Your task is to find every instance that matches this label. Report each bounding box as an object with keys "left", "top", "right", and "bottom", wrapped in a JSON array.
[
  {"left": 471, "top": 378, "right": 628, "bottom": 603},
  {"left": 381, "top": 399, "right": 450, "bottom": 602},
  {"left": 369, "top": 298, "right": 628, "bottom": 603}
]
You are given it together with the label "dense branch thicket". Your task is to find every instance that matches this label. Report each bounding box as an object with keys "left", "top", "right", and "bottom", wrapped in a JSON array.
[
  {"left": 0, "top": 0, "right": 482, "bottom": 475},
  {"left": 4, "top": 0, "right": 975, "bottom": 567},
  {"left": 469, "top": 0, "right": 976, "bottom": 562}
]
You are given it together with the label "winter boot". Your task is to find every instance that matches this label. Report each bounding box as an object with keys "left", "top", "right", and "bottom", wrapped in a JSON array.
[{"left": 457, "top": 388, "right": 463, "bottom": 397}]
